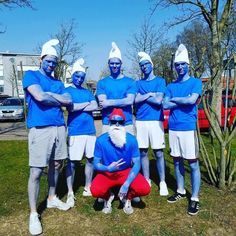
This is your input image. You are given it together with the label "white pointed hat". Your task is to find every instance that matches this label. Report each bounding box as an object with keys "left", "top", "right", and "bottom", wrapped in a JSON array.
[
  {"left": 72, "top": 58, "right": 86, "bottom": 74},
  {"left": 174, "top": 44, "right": 189, "bottom": 64},
  {"left": 108, "top": 42, "right": 122, "bottom": 61},
  {"left": 41, "top": 39, "right": 59, "bottom": 58},
  {"left": 138, "top": 51, "right": 153, "bottom": 66}
]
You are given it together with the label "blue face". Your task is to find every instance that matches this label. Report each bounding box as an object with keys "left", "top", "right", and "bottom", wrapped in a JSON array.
[
  {"left": 139, "top": 60, "right": 153, "bottom": 75},
  {"left": 41, "top": 55, "right": 58, "bottom": 75},
  {"left": 108, "top": 58, "right": 122, "bottom": 77},
  {"left": 110, "top": 116, "right": 125, "bottom": 127},
  {"left": 72, "top": 71, "right": 86, "bottom": 88},
  {"left": 174, "top": 62, "right": 189, "bottom": 77}
]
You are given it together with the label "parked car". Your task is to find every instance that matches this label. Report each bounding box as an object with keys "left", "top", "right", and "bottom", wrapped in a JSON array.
[
  {"left": 0, "top": 97, "right": 25, "bottom": 121},
  {"left": 163, "top": 95, "right": 236, "bottom": 130}
]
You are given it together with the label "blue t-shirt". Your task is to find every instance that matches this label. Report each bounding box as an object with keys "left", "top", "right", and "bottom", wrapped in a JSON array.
[
  {"left": 135, "top": 76, "right": 166, "bottom": 121},
  {"left": 165, "top": 77, "right": 202, "bottom": 131},
  {"left": 94, "top": 132, "right": 140, "bottom": 171},
  {"left": 96, "top": 76, "right": 136, "bottom": 125},
  {"left": 66, "top": 86, "right": 96, "bottom": 136},
  {"left": 23, "top": 70, "right": 66, "bottom": 128}
]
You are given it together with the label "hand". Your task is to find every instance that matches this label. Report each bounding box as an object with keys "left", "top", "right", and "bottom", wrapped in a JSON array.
[
  {"left": 99, "top": 99, "right": 110, "bottom": 109},
  {"left": 149, "top": 92, "right": 156, "bottom": 97},
  {"left": 107, "top": 158, "right": 126, "bottom": 172},
  {"left": 118, "top": 184, "right": 129, "bottom": 200}
]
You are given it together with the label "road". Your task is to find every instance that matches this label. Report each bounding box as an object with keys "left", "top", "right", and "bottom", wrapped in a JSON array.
[{"left": 0, "top": 120, "right": 103, "bottom": 140}]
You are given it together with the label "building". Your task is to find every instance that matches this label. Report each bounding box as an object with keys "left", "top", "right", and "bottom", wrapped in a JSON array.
[{"left": 0, "top": 52, "right": 40, "bottom": 98}]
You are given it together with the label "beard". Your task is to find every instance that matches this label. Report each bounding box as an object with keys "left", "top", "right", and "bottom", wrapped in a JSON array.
[{"left": 108, "top": 126, "right": 126, "bottom": 148}]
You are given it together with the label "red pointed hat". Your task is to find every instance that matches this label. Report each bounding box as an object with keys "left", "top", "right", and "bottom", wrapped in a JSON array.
[{"left": 109, "top": 108, "right": 126, "bottom": 121}]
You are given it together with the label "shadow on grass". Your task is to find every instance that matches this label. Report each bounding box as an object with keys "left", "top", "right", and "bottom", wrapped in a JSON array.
[{"left": 37, "top": 161, "right": 86, "bottom": 215}]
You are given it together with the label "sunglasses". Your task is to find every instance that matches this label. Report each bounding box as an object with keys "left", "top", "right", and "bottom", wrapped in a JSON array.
[{"left": 110, "top": 120, "right": 125, "bottom": 125}]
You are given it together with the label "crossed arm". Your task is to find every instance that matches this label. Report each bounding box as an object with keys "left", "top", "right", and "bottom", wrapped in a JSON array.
[
  {"left": 71, "top": 100, "right": 98, "bottom": 112},
  {"left": 163, "top": 93, "right": 199, "bottom": 110},
  {"left": 135, "top": 92, "right": 164, "bottom": 106},
  {"left": 27, "top": 84, "right": 72, "bottom": 107},
  {"left": 98, "top": 94, "right": 135, "bottom": 108}
]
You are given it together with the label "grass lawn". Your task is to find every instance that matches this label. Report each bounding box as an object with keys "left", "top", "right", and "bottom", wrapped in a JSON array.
[{"left": 0, "top": 140, "right": 235, "bottom": 235}]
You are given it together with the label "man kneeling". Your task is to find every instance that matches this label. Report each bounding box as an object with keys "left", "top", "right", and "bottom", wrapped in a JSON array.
[{"left": 91, "top": 108, "right": 151, "bottom": 214}]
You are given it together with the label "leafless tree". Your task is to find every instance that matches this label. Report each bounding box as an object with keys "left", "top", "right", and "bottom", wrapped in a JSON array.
[
  {"left": 150, "top": 0, "right": 236, "bottom": 189},
  {"left": 127, "top": 19, "right": 163, "bottom": 79}
]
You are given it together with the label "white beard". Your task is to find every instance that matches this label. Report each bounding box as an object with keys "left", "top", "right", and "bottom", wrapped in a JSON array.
[{"left": 108, "top": 126, "right": 126, "bottom": 148}]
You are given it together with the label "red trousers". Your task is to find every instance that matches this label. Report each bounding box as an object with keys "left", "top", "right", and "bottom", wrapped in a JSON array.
[{"left": 90, "top": 168, "right": 151, "bottom": 200}]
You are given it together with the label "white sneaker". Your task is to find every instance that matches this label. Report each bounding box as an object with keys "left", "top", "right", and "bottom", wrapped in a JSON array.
[
  {"left": 29, "top": 212, "right": 42, "bottom": 235},
  {"left": 97, "top": 198, "right": 104, "bottom": 203},
  {"left": 123, "top": 199, "right": 134, "bottom": 215},
  {"left": 159, "top": 181, "right": 169, "bottom": 196},
  {"left": 146, "top": 178, "right": 152, "bottom": 187},
  {"left": 102, "top": 193, "right": 114, "bottom": 214},
  {"left": 66, "top": 192, "right": 75, "bottom": 208},
  {"left": 82, "top": 186, "right": 92, "bottom": 196},
  {"left": 132, "top": 197, "right": 141, "bottom": 203},
  {"left": 47, "top": 195, "right": 70, "bottom": 211}
]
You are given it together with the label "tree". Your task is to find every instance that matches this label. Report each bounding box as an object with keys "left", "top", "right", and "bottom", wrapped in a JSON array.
[
  {"left": 175, "top": 21, "right": 211, "bottom": 78},
  {"left": 52, "top": 19, "right": 83, "bottom": 81},
  {"left": 127, "top": 19, "right": 162, "bottom": 79},
  {"left": 152, "top": 42, "right": 176, "bottom": 83},
  {"left": 151, "top": 0, "right": 236, "bottom": 189}
]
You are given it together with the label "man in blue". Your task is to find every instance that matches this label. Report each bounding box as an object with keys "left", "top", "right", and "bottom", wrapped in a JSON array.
[
  {"left": 163, "top": 44, "right": 202, "bottom": 215},
  {"left": 65, "top": 58, "right": 98, "bottom": 207},
  {"left": 23, "top": 39, "right": 72, "bottom": 235},
  {"left": 135, "top": 51, "right": 168, "bottom": 196},
  {"left": 90, "top": 108, "right": 151, "bottom": 215},
  {"left": 96, "top": 42, "right": 136, "bottom": 134}
]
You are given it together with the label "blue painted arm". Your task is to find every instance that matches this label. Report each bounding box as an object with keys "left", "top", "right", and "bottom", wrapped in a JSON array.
[
  {"left": 134, "top": 93, "right": 153, "bottom": 104},
  {"left": 83, "top": 100, "right": 98, "bottom": 111},
  {"left": 118, "top": 156, "right": 141, "bottom": 199},
  {"left": 98, "top": 94, "right": 135, "bottom": 109},
  {"left": 170, "top": 93, "right": 200, "bottom": 105},
  {"left": 45, "top": 91, "right": 72, "bottom": 106},
  {"left": 163, "top": 96, "right": 178, "bottom": 109},
  {"left": 27, "top": 84, "right": 61, "bottom": 106},
  {"left": 146, "top": 92, "right": 164, "bottom": 105},
  {"left": 93, "top": 156, "right": 126, "bottom": 172}
]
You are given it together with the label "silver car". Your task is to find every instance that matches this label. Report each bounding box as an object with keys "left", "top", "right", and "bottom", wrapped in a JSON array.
[{"left": 0, "top": 97, "right": 24, "bottom": 121}]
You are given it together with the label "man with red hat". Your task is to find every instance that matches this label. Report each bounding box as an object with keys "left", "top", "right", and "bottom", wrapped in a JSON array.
[{"left": 90, "top": 108, "right": 150, "bottom": 215}]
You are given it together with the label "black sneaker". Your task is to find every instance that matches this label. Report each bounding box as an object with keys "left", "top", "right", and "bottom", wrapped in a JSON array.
[
  {"left": 188, "top": 200, "right": 200, "bottom": 215},
  {"left": 167, "top": 192, "right": 186, "bottom": 203}
]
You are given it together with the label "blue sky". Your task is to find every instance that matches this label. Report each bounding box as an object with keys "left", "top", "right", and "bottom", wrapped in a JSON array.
[{"left": 0, "top": 0, "right": 183, "bottom": 80}]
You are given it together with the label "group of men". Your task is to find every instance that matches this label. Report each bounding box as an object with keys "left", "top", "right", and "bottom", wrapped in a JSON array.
[{"left": 23, "top": 39, "right": 202, "bottom": 235}]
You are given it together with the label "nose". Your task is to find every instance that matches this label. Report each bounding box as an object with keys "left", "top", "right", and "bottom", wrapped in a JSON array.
[{"left": 115, "top": 122, "right": 119, "bottom": 127}]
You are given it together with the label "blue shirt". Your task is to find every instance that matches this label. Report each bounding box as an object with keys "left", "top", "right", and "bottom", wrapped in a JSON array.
[
  {"left": 165, "top": 77, "right": 202, "bottom": 131},
  {"left": 23, "top": 70, "right": 66, "bottom": 128},
  {"left": 96, "top": 76, "right": 136, "bottom": 125},
  {"left": 66, "top": 86, "right": 96, "bottom": 136},
  {"left": 135, "top": 76, "right": 166, "bottom": 121},
  {"left": 94, "top": 132, "right": 140, "bottom": 171}
]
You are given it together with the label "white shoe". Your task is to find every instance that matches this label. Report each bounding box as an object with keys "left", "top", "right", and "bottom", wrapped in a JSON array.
[
  {"left": 29, "top": 212, "right": 42, "bottom": 235},
  {"left": 102, "top": 193, "right": 114, "bottom": 214},
  {"left": 97, "top": 198, "right": 104, "bottom": 203},
  {"left": 82, "top": 186, "right": 92, "bottom": 196},
  {"left": 66, "top": 192, "right": 75, "bottom": 208},
  {"left": 47, "top": 195, "right": 70, "bottom": 211},
  {"left": 123, "top": 199, "right": 134, "bottom": 215},
  {"left": 146, "top": 178, "right": 152, "bottom": 187},
  {"left": 132, "top": 197, "right": 141, "bottom": 203},
  {"left": 159, "top": 181, "right": 169, "bottom": 196}
]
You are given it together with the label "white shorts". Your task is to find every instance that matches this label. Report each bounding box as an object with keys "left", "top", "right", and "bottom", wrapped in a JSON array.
[
  {"left": 68, "top": 135, "right": 96, "bottom": 161},
  {"left": 136, "top": 120, "right": 165, "bottom": 149},
  {"left": 169, "top": 130, "right": 199, "bottom": 160},
  {"left": 28, "top": 126, "right": 68, "bottom": 167},
  {"left": 102, "top": 124, "right": 135, "bottom": 135}
]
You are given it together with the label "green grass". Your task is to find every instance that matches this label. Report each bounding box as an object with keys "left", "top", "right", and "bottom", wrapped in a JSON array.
[{"left": 0, "top": 140, "right": 236, "bottom": 235}]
